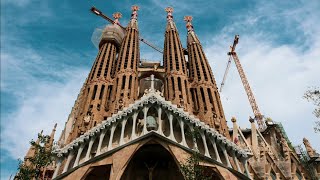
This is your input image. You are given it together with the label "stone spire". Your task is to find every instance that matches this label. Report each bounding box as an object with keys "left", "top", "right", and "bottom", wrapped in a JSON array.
[
  {"left": 67, "top": 11, "right": 125, "bottom": 142},
  {"left": 303, "top": 137, "right": 316, "bottom": 157},
  {"left": 184, "top": 16, "right": 228, "bottom": 137},
  {"left": 163, "top": 7, "right": 191, "bottom": 111},
  {"left": 249, "top": 117, "right": 259, "bottom": 158},
  {"left": 231, "top": 117, "right": 239, "bottom": 145},
  {"left": 112, "top": 5, "right": 140, "bottom": 111},
  {"left": 45, "top": 123, "right": 57, "bottom": 150}
]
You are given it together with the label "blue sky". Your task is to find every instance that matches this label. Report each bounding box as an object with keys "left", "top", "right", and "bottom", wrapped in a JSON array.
[{"left": 1, "top": 0, "right": 319, "bottom": 179}]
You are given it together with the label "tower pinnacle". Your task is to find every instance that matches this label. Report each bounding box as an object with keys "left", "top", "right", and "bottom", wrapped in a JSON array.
[
  {"left": 112, "top": 12, "right": 122, "bottom": 25},
  {"left": 185, "top": 17, "right": 228, "bottom": 136},
  {"left": 184, "top": 16, "right": 193, "bottom": 31},
  {"left": 129, "top": 5, "right": 139, "bottom": 28},
  {"left": 165, "top": 7, "right": 174, "bottom": 21}
]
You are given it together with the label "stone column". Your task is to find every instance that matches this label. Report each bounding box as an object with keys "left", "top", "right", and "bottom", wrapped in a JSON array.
[
  {"left": 108, "top": 124, "right": 116, "bottom": 151},
  {"left": 63, "top": 151, "right": 75, "bottom": 173},
  {"left": 221, "top": 145, "right": 231, "bottom": 168},
  {"left": 73, "top": 144, "right": 85, "bottom": 168},
  {"left": 200, "top": 131, "right": 210, "bottom": 158},
  {"left": 52, "top": 156, "right": 63, "bottom": 179},
  {"left": 131, "top": 112, "right": 138, "bottom": 140},
  {"left": 179, "top": 119, "right": 187, "bottom": 146},
  {"left": 242, "top": 159, "right": 252, "bottom": 179},
  {"left": 189, "top": 125, "right": 198, "bottom": 150},
  {"left": 143, "top": 107, "right": 148, "bottom": 135},
  {"left": 157, "top": 107, "right": 163, "bottom": 135},
  {"left": 85, "top": 136, "right": 96, "bottom": 161},
  {"left": 231, "top": 151, "right": 241, "bottom": 173},
  {"left": 119, "top": 118, "right": 128, "bottom": 145},
  {"left": 168, "top": 113, "right": 176, "bottom": 142},
  {"left": 96, "top": 129, "right": 107, "bottom": 156},
  {"left": 209, "top": 137, "right": 221, "bottom": 163}
]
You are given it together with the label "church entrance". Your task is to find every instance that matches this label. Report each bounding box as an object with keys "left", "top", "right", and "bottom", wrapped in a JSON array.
[
  {"left": 83, "top": 165, "right": 111, "bottom": 180},
  {"left": 121, "top": 144, "right": 184, "bottom": 180}
]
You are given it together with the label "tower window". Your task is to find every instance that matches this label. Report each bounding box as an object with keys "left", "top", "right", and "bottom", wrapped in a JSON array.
[
  {"left": 178, "top": 77, "right": 182, "bottom": 91},
  {"left": 200, "top": 88, "right": 207, "bottom": 112},
  {"left": 92, "top": 85, "right": 98, "bottom": 100},
  {"left": 99, "top": 85, "right": 105, "bottom": 100},
  {"left": 128, "top": 75, "right": 132, "bottom": 98},
  {"left": 122, "top": 76, "right": 126, "bottom": 90},
  {"left": 171, "top": 77, "right": 175, "bottom": 100}
]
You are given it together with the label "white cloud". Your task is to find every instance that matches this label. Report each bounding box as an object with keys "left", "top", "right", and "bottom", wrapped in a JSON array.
[
  {"left": 0, "top": 45, "right": 88, "bottom": 158},
  {"left": 204, "top": 0, "right": 320, "bottom": 151}
]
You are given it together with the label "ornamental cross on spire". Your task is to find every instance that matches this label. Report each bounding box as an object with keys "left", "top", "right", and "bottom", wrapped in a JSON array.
[
  {"left": 131, "top": 5, "right": 139, "bottom": 20},
  {"left": 113, "top": 12, "right": 122, "bottom": 25},
  {"left": 184, "top": 16, "right": 193, "bottom": 31},
  {"left": 165, "top": 7, "right": 174, "bottom": 21}
]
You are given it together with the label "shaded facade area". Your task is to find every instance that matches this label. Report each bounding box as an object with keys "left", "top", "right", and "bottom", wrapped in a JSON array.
[
  {"left": 121, "top": 144, "right": 184, "bottom": 180},
  {"left": 83, "top": 165, "right": 111, "bottom": 180}
]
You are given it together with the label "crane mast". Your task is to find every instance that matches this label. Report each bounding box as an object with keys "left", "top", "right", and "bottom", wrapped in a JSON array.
[
  {"left": 224, "top": 35, "right": 266, "bottom": 130},
  {"left": 90, "top": 6, "right": 164, "bottom": 54}
]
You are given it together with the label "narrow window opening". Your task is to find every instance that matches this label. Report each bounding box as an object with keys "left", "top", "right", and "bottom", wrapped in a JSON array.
[
  {"left": 92, "top": 85, "right": 98, "bottom": 100},
  {"left": 171, "top": 77, "right": 175, "bottom": 100},
  {"left": 200, "top": 88, "right": 207, "bottom": 112},
  {"left": 122, "top": 76, "right": 126, "bottom": 90},
  {"left": 99, "top": 85, "right": 105, "bottom": 100},
  {"left": 128, "top": 76, "right": 132, "bottom": 98},
  {"left": 178, "top": 77, "right": 182, "bottom": 91}
]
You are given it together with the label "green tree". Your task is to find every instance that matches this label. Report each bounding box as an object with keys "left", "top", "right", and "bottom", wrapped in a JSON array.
[
  {"left": 180, "top": 151, "right": 212, "bottom": 180},
  {"left": 16, "top": 133, "right": 54, "bottom": 180},
  {"left": 180, "top": 127, "right": 212, "bottom": 180},
  {"left": 303, "top": 87, "right": 320, "bottom": 132}
]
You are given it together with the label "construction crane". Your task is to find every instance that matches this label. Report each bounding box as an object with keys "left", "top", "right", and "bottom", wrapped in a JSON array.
[
  {"left": 90, "top": 7, "right": 164, "bottom": 54},
  {"left": 220, "top": 35, "right": 266, "bottom": 130}
]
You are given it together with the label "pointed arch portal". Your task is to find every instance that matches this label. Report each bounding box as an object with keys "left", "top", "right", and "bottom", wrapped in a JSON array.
[{"left": 121, "top": 144, "right": 184, "bottom": 180}]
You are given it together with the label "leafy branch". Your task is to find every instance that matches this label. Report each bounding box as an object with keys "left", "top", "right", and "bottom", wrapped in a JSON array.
[{"left": 15, "top": 133, "right": 54, "bottom": 180}]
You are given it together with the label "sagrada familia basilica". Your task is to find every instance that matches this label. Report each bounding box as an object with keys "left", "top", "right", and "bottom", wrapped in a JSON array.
[{"left": 21, "top": 5, "right": 319, "bottom": 180}]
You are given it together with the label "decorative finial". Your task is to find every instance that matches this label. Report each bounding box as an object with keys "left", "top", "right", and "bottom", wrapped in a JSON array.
[
  {"left": 131, "top": 5, "right": 139, "bottom": 20},
  {"left": 184, "top": 16, "right": 193, "bottom": 31},
  {"left": 165, "top": 7, "right": 174, "bottom": 21},
  {"left": 249, "top": 116, "right": 255, "bottom": 123},
  {"left": 131, "top": 5, "right": 139, "bottom": 11},
  {"left": 231, "top": 117, "right": 237, "bottom": 123},
  {"left": 113, "top": 12, "right": 122, "bottom": 25}
]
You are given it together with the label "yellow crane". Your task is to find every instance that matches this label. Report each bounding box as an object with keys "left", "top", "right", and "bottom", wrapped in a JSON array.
[{"left": 220, "top": 35, "right": 266, "bottom": 130}]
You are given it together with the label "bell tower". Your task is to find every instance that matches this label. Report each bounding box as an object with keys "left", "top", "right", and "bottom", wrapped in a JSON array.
[
  {"left": 67, "top": 12, "right": 125, "bottom": 142},
  {"left": 163, "top": 7, "right": 191, "bottom": 111},
  {"left": 184, "top": 16, "right": 229, "bottom": 136},
  {"left": 112, "top": 5, "right": 140, "bottom": 112}
]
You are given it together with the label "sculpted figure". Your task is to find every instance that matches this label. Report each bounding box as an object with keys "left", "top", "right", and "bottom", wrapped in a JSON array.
[{"left": 144, "top": 161, "right": 158, "bottom": 180}]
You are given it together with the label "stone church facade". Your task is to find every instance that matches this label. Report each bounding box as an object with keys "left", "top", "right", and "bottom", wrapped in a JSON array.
[{"left": 23, "top": 5, "right": 320, "bottom": 180}]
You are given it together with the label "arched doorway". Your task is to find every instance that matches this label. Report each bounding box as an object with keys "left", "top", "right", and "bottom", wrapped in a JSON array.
[
  {"left": 121, "top": 144, "right": 184, "bottom": 180},
  {"left": 83, "top": 165, "right": 111, "bottom": 180}
]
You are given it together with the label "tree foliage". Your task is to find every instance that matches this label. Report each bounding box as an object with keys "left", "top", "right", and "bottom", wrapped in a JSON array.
[
  {"left": 303, "top": 87, "right": 320, "bottom": 133},
  {"left": 179, "top": 152, "right": 212, "bottom": 180},
  {"left": 180, "top": 127, "right": 213, "bottom": 180},
  {"left": 15, "top": 133, "right": 54, "bottom": 180}
]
